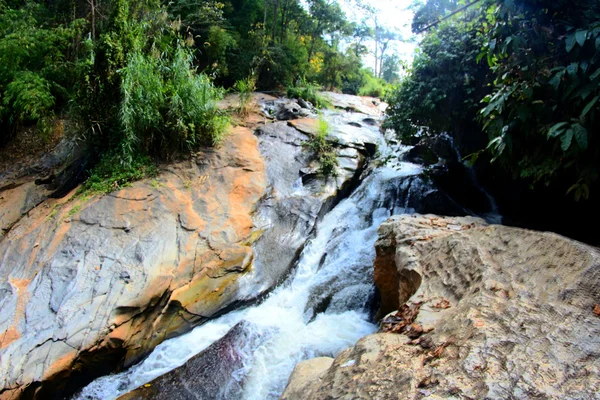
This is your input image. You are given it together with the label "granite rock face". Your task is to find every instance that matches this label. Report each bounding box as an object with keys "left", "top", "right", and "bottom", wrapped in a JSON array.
[
  {"left": 0, "top": 94, "right": 382, "bottom": 399},
  {"left": 283, "top": 215, "right": 600, "bottom": 399}
]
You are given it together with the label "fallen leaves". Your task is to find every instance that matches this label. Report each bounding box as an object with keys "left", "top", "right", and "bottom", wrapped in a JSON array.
[
  {"left": 432, "top": 299, "right": 451, "bottom": 310},
  {"left": 594, "top": 304, "right": 600, "bottom": 316},
  {"left": 381, "top": 303, "right": 422, "bottom": 335}
]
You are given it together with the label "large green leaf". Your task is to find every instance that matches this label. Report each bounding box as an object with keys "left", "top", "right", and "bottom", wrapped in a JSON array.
[
  {"left": 547, "top": 121, "right": 568, "bottom": 138},
  {"left": 576, "top": 30, "right": 588, "bottom": 47},
  {"left": 567, "top": 62, "right": 579, "bottom": 77},
  {"left": 590, "top": 68, "right": 600, "bottom": 81},
  {"left": 572, "top": 123, "right": 588, "bottom": 150},
  {"left": 549, "top": 70, "right": 565, "bottom": 90},
  {"left": 581, "top": 95, "right": 599, "bottom": 118},
  {"left": 566, "top": 34, "right": 577, "bottom": 52},
  {"left": 561, "top": 128, "right": 573, "bottom": 151}
]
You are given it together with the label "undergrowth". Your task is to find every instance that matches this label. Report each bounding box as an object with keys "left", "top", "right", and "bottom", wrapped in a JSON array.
[
  {"left": 305, "top": 114, "right": 338, "bottom": 176},
  {"left": 234, "top": 75, "right": 256, "bottom": 117},
  {"left": 287, "top": 79, "right": 331, "bottom": 109},
  {"left": 78, "top": 152, "right": 158, "bottom": 196}
]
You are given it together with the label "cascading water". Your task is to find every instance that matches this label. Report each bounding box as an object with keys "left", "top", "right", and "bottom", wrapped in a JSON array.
[{"left": 75, "top": 124, "right": 423, "bottom": 400}]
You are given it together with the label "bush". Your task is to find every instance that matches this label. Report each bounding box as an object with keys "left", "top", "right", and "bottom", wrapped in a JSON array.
[
  {"left": 4, "top": 72, "right": 55, "bottom": 123},
  {"left": 119, "top": 46, "right": 229, "bottom": 165},
  {"left": 234, "top": 75, "right": 257, "bottom": 116},
  {"left": 304, "top": 114, "right": 338, "bottom": 176},
  {"left": 358, "top": 72, "right": 388, "bottom": 98},
  {"left": 79, "top": 152, "right": 157, "bottom": 196},
  {"left": 287, "top": 79, "right": 331, "bottom": 109}
]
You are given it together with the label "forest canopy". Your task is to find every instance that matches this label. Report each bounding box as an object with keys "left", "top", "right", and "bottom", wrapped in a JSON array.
[{"left": 385, "top": 0, "right": 600, "bottom": 203}]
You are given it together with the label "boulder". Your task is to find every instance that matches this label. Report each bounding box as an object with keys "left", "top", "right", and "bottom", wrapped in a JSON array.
[
  {"left": 283, "top": 215, "right": 600, "bottom": 399},
  {"left": 118, "top": 322, "right": 248, "bottom": 400},
  {"left": 260, "top": 99, "right": 312, "bottom": 121}
]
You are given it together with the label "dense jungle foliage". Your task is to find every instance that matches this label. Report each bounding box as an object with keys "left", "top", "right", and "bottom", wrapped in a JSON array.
[
  {"left": 386, "top": 0, "right": 600, "bottom": 205},
  {"left": 0, "top": 0, "right": 394, "bottom": 191}
]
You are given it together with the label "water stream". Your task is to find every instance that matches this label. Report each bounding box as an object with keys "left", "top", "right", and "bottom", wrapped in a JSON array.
[{"left": 76, "top": 129, "right": 423, "bottom": 400}]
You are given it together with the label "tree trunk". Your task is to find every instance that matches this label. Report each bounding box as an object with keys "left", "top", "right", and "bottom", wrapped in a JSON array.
[
  {"left": 88, "top": 0, "right": 95, "bottom": 40},
  {"left": 280, "top": 0, "right": 289, "bottom": 43},
  {"left": 307, "top": 20, "right": 322, "bottom": 63},
  {"left": 271, "top": 0, "right": 280, "bottom": 44}
]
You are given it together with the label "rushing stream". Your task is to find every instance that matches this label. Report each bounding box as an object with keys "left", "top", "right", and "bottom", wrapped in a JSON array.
[{"left": 76, "top": 125, "right": 423, "bottom": 399}]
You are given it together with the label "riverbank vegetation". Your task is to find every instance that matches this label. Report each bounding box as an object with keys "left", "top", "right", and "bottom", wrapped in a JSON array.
[
  {"left": 386, "top": 0, "right": 600, "bottom": 203},
  {"left": 0, "top": 0, "right": 394, "bottom": 193}
]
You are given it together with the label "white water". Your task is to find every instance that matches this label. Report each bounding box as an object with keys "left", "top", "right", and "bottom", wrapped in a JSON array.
[{"left": 77, "top": 132, "right": 422, "bottom": 400}]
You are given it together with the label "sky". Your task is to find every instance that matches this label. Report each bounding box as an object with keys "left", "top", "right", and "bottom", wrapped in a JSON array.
[{"left": 342, "top": 0, "right": 420, "bottom": 71}]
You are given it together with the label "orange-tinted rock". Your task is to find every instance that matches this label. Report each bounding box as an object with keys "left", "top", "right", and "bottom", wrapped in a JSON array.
[{"left": 0, "top": 94, "right": 381, "bottom": 398}]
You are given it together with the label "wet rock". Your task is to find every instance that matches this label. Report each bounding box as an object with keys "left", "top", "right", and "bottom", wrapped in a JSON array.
[
  {"left": 284, "top": 215, "right": 600, "bottom": 399},
  {"left": 118, "top": 322, "right": 248, "bottom": 400},
  {"left": 404, "top": 135, "right": 495, "bottom": 216},
  {"left": 403, "top": 136, "right": 457, "bottom": 167}
]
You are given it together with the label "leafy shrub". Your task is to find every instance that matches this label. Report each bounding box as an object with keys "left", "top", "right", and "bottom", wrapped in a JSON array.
[
  {"left": 304, "top": 114, "right": 338, "bottom": 176},
  {"left": 0, "top": 4, "right": 84, "bottom": 142},
  {"left": 79, "top": 152, "right": 157, "bottom": 196},
  {"left": 234, "top": 75, "right": 257, "bottom": 116},
  {"left": 358, "top": 72, "right": 388, "bottom": 98},
  {"left": 287, "top": 79, "right": 331, "bottom": 109},
  {"left": 119, "top": 46, "right": 229, "bottom": 165},
  {"left": 4, "top": 72, "right": 55, "bottom": 123},
  {"left": 479, "top": 0, "right": 600, "bottom": 200}
]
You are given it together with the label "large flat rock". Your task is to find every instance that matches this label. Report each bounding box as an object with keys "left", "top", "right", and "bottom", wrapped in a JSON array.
[{"left": 283, "top": 215, "right": 600, "bottom": 399}]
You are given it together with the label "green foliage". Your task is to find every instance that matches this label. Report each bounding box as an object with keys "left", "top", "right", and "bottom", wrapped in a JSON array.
[
  {"left": 304, "top": 114, "right": 338, "bottom": 176},
  {"left": 79, "top": 152, "right": 157, "bottom": 196},
  {"left": 385, "top": 13, "right": 489, "bottom": 143},
  {"left": 387, "top": 0, "right": 600, "bottom": 201},
  {"left": 358, "top": 70, "right": 388, "bottom": 98},
  {"left": 204, "top": 25, "right": 238, "bottom": 77},
  {"left": 4, "top": 72, "right": 55, "bottom": 123},
  {"left": 479, "top": 0, "right": 600, "bottom": 199},
  {"left": 120, "top": 45, "right": 229, "bottom": 164},
  {"left": 235, "top": 75, "right": 257, "bottom": 116},
  {"left": 0, "top": 3, "right": 84, "bottom": 141},
  {"left": 287, "top": 79, "right": 331, "bottom": 109}
]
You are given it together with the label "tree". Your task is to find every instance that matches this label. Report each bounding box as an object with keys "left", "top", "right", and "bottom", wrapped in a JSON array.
[{"left": 381, "top": 53, "right": 401, "bottom": 83}]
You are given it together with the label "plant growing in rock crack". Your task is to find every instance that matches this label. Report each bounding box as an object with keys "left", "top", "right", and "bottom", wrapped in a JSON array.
[
  {"left": 235, "top": 75, "right": 257, "bottom": 117},
  {"left": 304, "top": 114, "right": 338, "bottom": 177},
  {"left": 287, "top": 79, "right": 332, "bottom": 109}
]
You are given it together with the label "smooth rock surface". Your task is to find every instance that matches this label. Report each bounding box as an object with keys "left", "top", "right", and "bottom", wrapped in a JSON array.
[
  {"left": 283, "top": 214, "right": 600, "bottom": 399},
  {"left": 0, "top": 94, "right": 380, "bottom": 399}
]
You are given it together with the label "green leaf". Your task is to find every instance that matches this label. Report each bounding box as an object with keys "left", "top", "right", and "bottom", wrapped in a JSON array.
[
  {"left": 567, "top": 62, "right": 578, "bottom": 77},
  {"left": 566, "top": 34, "right": 577, "bottom": 52},
  {"left": 561, "top": 128, "right": 573, "bottom": 151},
  {"left": 581, "top": 95, "right": 599, "bottom": 118},
  {"left": 596, "top": 36, "right": 600, "bottom": 49},
  {"left": 547, "top": 122, "right": 568, "bottom": 138},
  {"left": 549, "top": 70, "right": 565, "bottom": 90},
  {"left": 590, "top": 68, "right": 600, "bottom": 81},
  {"left": 576, "top": 30, "right": 588, "bottom": 47},
  {"left": 572, "top": 123, "right": 588, "bottom": 150}
]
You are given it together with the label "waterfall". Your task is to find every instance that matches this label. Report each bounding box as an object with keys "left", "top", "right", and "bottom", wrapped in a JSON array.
[{"left": 75, "top": 130, "right": 423, "bottom": 400}]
